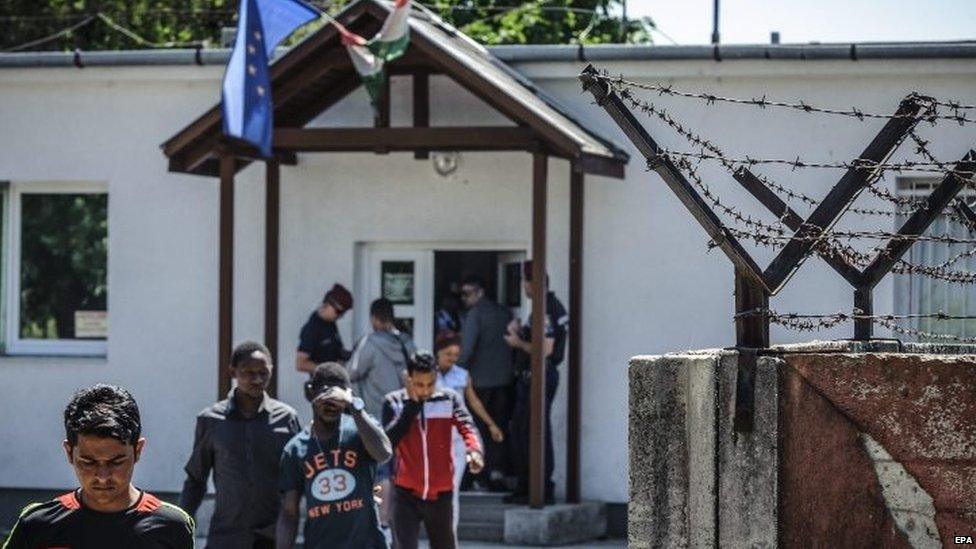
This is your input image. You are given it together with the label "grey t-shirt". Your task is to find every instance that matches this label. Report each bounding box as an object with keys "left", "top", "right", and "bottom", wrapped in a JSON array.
[{"left": 279, "top": 416, "right": 387, "bottom": 549}]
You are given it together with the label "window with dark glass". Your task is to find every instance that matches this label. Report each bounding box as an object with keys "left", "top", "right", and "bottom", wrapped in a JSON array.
[{"left": 19, "top": 193, "right": 108, "bottom": 341}]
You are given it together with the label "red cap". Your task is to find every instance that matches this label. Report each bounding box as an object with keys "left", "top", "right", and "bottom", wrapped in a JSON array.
[{"left": 323, "top": 283, "right": 353, "bottom": 312}]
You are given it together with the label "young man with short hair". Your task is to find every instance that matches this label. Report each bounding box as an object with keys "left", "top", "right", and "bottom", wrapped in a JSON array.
[
  {"left": 383, "top": 351, "right": 484, "bottom": 549},
  {"left": 4, "top": 384, "right": 194, "bottom": 548},
  {"left": 276, "top": 362, "right": 393, "bottom": 549},
  {"left": 180, "top": 341, "right": 301, "bottom": 548},
  {"left": 296, "top": 283, "right": 354, "bottom": 373},
  {"left": 348, "top": 297, "right": 416, "bottom": 420}
]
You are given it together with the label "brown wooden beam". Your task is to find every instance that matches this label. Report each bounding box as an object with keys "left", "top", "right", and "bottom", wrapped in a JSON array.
[
  {"left": 274, "top": 127, "right": 537, "bottom": 152},
  {"left": 265, "top": 159, "right": 281, "bottom": 398},
  {"left": 567, "top": 162, "right": 583, "bottom": 504},
  {"left": 529, "top": 152, "right": 548, "bottom": 509},
  {"left": 579, "top": 153, "right": 626, "bottom": 180},
  {"left": 413, "top": 71, "right": 430, "bottom": 160},
  {"left": 375, "top": 75, "right": 391, "bottom": 130},
  {"left": 218, "top": 153, "right": 235, "bottom": 400},
  {"left": 408, "top": 32, "right": 578, "bottom": 159}
]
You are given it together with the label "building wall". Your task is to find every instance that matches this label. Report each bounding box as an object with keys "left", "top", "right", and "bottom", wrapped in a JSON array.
[{"left": 1, "top": 54, "right": 975, "bottom": 505}]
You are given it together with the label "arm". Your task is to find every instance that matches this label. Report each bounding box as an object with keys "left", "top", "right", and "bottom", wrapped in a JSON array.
[
  {"left": 178, "top": 417, "right": 213, "bottom": 520},
  {"left": 296, "top": 319, "right": 318, "bottom": 373},
  {"left": 351, "top": 408, "right": 392, "bottom": 463},
  {"left": 275, "top": 490, "right": 301, "bottom": 549},
  {"left": 295, "top": 352, "right": 317, "bottom": 374},
  {"left": 457, "top": 306, "right": 480, "bottom": 367},
  {"left": 2, "top": 509, "right": 38, "bottom": 549},
  {"left": 464, "top": 379, "right": 503, "bottom": 442},
  {"left": 505, "top": 330, "right": 555, "bottom": 357},
  {"left": 383, "top": 397, "right": 422, "bottom": 447},
  {"left": 451, "top": 392, "right": 482, "bottom": 455},
  {"left": 346, "top": 336, "right": 373, "bottom": 383}
]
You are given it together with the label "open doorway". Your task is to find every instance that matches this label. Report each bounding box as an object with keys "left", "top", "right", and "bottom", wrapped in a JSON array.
[
  {"left": 357, "top": 245, "right": 525, "bottom": 351},
  {"left": 433, "top": 250, "right": 527, "bottom": 343}
]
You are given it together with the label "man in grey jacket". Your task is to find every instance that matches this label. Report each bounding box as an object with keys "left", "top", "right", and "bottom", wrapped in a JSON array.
[
  {"left": 458, "top": 274, "right": 514, "bottom": 490},
  {"left": 347, "top": 298, "right": 416, "bottom": 427}
]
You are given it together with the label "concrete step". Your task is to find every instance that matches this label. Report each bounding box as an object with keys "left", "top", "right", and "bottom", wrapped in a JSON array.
[{"left": 458, "top": 520, "right": 505, "bottom": 542}]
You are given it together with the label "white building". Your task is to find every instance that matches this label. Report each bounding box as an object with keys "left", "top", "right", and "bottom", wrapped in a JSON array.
[{"left": 2, "top": 0, "right": 975, "bottom": 536}]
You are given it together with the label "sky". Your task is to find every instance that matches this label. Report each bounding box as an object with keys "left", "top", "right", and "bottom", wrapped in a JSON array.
[{"left": 622, "top": 0, "right": 976, "bottom": 45}]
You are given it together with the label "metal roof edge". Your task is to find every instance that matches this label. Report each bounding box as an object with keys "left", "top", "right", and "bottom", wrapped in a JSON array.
[{"left": 3, "top": 41, "right": 976, "bottom": 68}]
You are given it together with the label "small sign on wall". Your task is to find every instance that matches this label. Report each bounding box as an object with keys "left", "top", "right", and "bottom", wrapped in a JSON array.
[{"left": 75, "top": 311, "right": 108, "bottom": 339}]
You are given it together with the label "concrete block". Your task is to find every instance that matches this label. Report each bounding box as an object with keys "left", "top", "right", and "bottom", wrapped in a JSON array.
[
  {"left": 716, "top": 353, "right": 780, "bottom": 549},
  {"left": 629, "top": 352, "right": 724, "bottom": 548},
  {"left": 503, "top": 502, "right": 607, "bottom": 546}
]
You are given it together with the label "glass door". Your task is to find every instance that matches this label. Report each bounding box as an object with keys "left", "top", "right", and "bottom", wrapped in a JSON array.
[{"left": 361, "top": 247, "right": 434, "bottom": 352}]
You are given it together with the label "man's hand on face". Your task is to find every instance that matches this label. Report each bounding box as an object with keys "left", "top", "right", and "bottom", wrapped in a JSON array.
[
  {"left": 466, "top": 450, "right": 485, "bottom": 475},
  {"left": 314, "top": 386, "right": 353, "bottom": 412},
  {"left": 405, "top": 380, "right": 420, "bottom": 402}
]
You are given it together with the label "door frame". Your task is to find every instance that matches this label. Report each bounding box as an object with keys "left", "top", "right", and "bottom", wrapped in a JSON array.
[{"left": 355, "top": 241, "right": 527, "bottom": 350}]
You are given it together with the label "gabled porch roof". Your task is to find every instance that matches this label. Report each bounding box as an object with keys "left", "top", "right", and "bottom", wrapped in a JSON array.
[{"left": 160, "top": 0, "right": 628, "bottom": 178}]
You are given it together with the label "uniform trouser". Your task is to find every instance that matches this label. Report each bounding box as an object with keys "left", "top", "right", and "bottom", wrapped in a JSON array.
[
  {"left": 510, "top": 365, "right": 559, "bottom": 496},
  {"left": 470, "top": 384, "right": 514, "bottom": 480},
  {"left": 392, "top": 486, "right": 456, "bottom": 549}
]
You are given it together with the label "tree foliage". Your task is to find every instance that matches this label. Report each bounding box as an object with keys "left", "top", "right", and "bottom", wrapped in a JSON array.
[
  {"left": 19, "top": 194, "right": 108, "bottom": 340},
  {"left": 0, "top": 0, "right": 652, "bottom": 51}
]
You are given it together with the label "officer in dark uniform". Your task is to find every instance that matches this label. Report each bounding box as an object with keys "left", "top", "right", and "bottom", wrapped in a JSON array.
[
  {"left": 503, "top": 261, "right": 568, "bottom": 504},
  {"left": 295, "top": 284, "right": 354, "bottom": 374}
]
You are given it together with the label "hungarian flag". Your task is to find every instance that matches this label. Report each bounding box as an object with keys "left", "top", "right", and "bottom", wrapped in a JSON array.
[{"left": 336, "top": 0, "right": 411, "bottom": 109}]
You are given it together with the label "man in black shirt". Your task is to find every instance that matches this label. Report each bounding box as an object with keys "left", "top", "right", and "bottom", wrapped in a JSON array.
[
  {"left": 296, "top": 283, "right": 354, "bottom": 373},
  {"left": 3, "top": 384, "right": 194, "bottom": 548},
  {"left": 503, "top": 261, "right": 568, "bottom": 504},
  {"left": 180, "top": 341, "right": 301, "bottom": 548}
]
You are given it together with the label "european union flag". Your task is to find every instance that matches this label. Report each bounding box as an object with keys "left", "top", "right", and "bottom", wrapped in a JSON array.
[{"left": 222, "top": 0, "right": 318, "bottom": 157}]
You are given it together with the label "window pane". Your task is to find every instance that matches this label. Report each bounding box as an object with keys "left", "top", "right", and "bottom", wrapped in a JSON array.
[
  {"left": 20, "top": 193, "right": 107, "bottom": 340},
  {"left": 382, "top": 261, "right": 414, "bottom": 305}
]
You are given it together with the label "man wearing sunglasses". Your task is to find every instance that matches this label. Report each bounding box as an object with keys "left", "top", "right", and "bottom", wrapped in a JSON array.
[
  {"left": 296, "top": 284, "right": 354, "bottom": 373},
  {"left": 276, "top": 362, "right": 392, "bottom": 549}
]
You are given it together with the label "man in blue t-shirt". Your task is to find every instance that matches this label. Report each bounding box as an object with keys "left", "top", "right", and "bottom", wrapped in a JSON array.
[{"left": 276, "top": 363, "right": 393, "bottom": 549}]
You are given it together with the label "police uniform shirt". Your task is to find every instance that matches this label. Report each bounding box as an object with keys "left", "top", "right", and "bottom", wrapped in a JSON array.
[
  {"left": 516, "top": 291, "right": 569, "bottom": 371},
  {"left": 298, "top": 312, "right": 351, "bottom": 363}
]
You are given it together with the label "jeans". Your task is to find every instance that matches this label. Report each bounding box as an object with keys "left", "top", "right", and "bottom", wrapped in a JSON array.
[{"left": 392, "top": 486, "right": 456, "bottom": 549}]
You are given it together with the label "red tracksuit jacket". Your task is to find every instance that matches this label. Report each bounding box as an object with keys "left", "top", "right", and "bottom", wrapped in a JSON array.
[{"left": 382, "top": 388, "right": 482, "bottom": 500}]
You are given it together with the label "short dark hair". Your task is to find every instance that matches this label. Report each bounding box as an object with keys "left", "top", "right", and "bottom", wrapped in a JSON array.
[
  {"left": 310, "top": 362, "right": 350, "bottom": 391},
  {"left": 64, "top": 384, "right": 141, "bottom": 447},
  {"left": 370, "top": 298, "right": 395, "bottom": 324},
  {"left": 461, "top": 274, "right": 486, "bottom": 290},
  {"left": 407, "top": 350, "right": 437, "bottom": 375},
  {"left": 230, "top": 341, "right": 272, "bottom": 368}
]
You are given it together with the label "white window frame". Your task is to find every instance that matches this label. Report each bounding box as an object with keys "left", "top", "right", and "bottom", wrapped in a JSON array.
[
  {"left": 5, "top": 181, "right": 108, "bottom": 356},
  {"left": 893, "top": 177, "right": 976, "bottom": 340}
]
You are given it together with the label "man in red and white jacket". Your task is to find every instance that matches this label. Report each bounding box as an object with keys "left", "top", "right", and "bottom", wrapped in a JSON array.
[{"left": 382, "top": 351, "right": 483, "bottom": 549}]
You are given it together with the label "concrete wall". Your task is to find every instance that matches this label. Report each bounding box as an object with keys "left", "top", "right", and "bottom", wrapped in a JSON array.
[
  {"left": 630, "top": 344, "right": 976, "bottom": 547},
  {"left": 1, "top": 53, "right": 975, "bottom": 507}
]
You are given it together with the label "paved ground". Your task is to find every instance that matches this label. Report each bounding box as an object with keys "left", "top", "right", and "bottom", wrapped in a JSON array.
[{"left": 420, "top": 540, "right": 626, "bottom": 548}]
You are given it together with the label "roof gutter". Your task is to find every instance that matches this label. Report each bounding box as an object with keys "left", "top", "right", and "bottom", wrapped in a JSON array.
[{"left": 2, "top": 42, "right": 976, "bottom": 68}]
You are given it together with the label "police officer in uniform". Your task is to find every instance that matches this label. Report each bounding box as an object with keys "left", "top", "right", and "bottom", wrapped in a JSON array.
[{"left": 503, "top": 261, "right": 567, "bottom": 504}]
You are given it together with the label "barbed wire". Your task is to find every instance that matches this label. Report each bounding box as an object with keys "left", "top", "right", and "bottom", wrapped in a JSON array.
[
  {"left": 736, "top": 308, "right": 976, "bottom": 342},
  {"left": 614, "top": 85, "right": 976, "bottom": 221},
  {"left": 597, "top": 73, "right": 975, "bottom": 125},
  {"left": 618, "top": 83, "right": 976, "bottom": 283}
]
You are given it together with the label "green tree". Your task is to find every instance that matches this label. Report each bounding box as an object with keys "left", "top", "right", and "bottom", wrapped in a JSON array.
[
  {"left": 0, "top": 0, "right": 652, "bottom": 51},
  {"left": 19, "top": 194, "right": 108, "bottom": 340}
]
